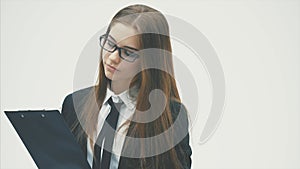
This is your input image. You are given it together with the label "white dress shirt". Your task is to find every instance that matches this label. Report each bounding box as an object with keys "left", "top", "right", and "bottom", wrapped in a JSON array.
[{"left": 87, "top": 87, "right": 137, "bottom": 169}]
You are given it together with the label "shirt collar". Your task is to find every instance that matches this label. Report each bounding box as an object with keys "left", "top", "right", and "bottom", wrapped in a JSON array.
[{"left": 103, "top": 86, "right": 137, "bottom": 110}]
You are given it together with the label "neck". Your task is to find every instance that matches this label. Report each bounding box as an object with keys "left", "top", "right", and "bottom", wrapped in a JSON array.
[{"left": 109, "top": 80, "right": 131, "bottom": 95}]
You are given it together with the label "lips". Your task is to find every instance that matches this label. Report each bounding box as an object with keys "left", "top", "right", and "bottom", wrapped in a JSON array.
[{"left": 106, "top": 63, "right": 119, "bottom": 71}]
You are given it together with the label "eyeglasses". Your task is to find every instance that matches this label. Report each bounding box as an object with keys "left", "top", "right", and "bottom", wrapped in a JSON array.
[{"left": 99, "top": 34, "right": 140, "bottom": 63}]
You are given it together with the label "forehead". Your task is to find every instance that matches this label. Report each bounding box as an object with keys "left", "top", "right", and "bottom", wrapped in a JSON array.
[{"left": 109, "top": 22, "right": 139, "bottom": 48}]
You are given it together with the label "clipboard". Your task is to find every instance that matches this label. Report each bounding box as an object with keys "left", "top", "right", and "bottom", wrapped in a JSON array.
[{"left": 4, "top": 110, "right": 91, "bottom": 169}]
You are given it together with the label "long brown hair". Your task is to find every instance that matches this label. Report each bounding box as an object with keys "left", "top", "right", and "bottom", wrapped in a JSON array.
[{"left": 72, "top": 4, "right": 188, "bottom": 169}]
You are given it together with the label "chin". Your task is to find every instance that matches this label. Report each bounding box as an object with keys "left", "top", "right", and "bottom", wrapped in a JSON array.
[{"left": 104, "top": 72, "right": 113, "bottom": 80}]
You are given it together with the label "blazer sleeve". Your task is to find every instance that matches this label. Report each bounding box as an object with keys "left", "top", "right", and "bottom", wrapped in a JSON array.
[
  {"left": 61, "top": 91, "right": 88, "bottom": 156},
  {"left": 61, "top": 86, "right": 94, "bottom": 133},
  {"left": 172, "top": 101, "right": 192, "bottom": 169},
  {"left": 61, "top": 93, "right": 76, "bottom": 128}
]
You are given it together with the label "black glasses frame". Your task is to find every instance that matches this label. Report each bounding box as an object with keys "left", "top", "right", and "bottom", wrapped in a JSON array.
[{"left": 99, "top": 34, "right": 140, "bottom": 63}]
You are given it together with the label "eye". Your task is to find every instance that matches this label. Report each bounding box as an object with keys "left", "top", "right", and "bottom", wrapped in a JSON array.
[
  {"left": 107, "top": 40, "right": 115, "bottom": 47},
  {"left": 124, "top": 49, "right": 138, "bottom": 57}
]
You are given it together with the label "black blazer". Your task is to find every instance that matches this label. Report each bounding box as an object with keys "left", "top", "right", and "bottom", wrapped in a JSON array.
[{"left": 61, "top": 86, "right": 192, "bottom": 169}]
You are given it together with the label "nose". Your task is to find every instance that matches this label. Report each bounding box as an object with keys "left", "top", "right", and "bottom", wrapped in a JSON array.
[{"left": 108, "top": 49, "right": 121, "bottom": 63}]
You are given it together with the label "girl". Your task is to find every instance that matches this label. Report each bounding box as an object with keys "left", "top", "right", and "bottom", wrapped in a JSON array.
[{"left": 62, "top": 4, "right": 192, "bottom": 169}]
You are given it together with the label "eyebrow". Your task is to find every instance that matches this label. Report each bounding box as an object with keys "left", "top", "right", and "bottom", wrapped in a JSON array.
[{"left": 108, "top": 35, "right": 139, "bottom": 51}]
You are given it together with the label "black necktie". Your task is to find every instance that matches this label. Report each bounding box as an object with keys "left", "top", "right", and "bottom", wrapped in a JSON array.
[{"left": 92, "top": 97, "right": 121, "bottom": 169}]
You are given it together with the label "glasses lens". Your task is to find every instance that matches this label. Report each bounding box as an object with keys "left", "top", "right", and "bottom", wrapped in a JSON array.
[
  {"left": 99, "top": 35, "right": 139, "bottom": 62},
  {"left": 120, "top": 48, "right": 139, "bottom": 62},
  {"left": 100, "top": 36, "right": 115, "bottom": 52}
]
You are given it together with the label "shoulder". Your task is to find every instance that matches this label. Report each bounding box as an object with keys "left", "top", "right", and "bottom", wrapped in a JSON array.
[
  {"left": 169, "top": 100, "right": 189, "bottom": 125},
  {"left": 170, "top": 100, "right": 188, "bottom": 113},
  {"left": 62, "top": 86, "right": 96, "bottom": 110},
  {"left": 61, "top": 86, "right": 96, "bottom": 122},
  {"left": 62, "top": 86, "right": 96, "bottom": 105}
]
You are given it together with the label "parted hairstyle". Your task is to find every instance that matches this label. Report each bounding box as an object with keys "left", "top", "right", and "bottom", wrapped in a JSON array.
[{"left": 71, "top": 4, "right": 190, "bottom": 169}]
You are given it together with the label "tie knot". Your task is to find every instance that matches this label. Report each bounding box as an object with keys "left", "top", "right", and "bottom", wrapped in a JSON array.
[
  {"left": 111, "top": 94, "right": 122, "bottom": 103},
  {"left": 107, "top": 97, "right": 122, "bottom": 112}
]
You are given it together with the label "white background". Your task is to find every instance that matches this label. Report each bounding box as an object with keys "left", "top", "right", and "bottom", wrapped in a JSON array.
[{"left": 1, "top": 0, "right": 300, "bottom": 168}]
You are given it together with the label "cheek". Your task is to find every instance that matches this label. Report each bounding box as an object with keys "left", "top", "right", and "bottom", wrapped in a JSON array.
[
  {"left": 128, "top": 61, "right": 141, "bottom": 75},
  {"left": 102, "top": 51, "right": 109, "bottom": 61},
  {"left": 120, "top": 61, "right": 141, "bottom": 76}
]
